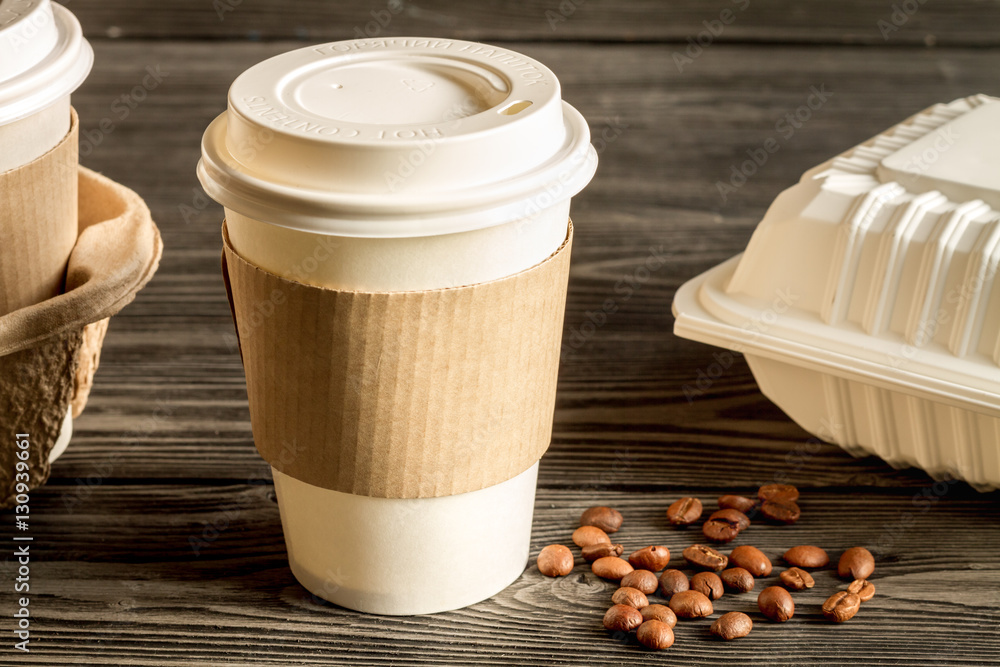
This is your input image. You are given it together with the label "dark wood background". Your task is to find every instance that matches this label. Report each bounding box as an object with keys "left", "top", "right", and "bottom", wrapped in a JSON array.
[{"left": 4, "top": 1, "right": 1000, "bottom": 665}]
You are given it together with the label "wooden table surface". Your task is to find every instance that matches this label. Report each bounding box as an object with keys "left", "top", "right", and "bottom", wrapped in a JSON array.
[{"left": 7, "top": 1, "right": 1000, "bottom": 665}]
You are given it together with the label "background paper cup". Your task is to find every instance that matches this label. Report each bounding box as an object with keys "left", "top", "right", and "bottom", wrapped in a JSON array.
[
  {"left": 200, "top": 38, "right": 597, "bottom": 614},
  {"left": 0, "top": 0, "right": 93, "bottom": 310},
  {"left": 0, "top": 0, "right": 93, "bottom": 459}
]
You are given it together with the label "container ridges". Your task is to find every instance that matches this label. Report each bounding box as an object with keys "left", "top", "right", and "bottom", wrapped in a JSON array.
[
  {"left": 949, "top": 213, "right": 1000, "bottom": 359},
  {"left": 822, "top": 182, "right": 905, "bottom": 326},
  {"left": 904, "top": 200, "right": 987, "bottom": 347},
  {"left": 863, "top": 191, "right": 946, "bottom": 336}
]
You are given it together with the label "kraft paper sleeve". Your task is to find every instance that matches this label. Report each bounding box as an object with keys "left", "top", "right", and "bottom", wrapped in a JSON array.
[
  {"left": 222, "top": 220, "right": 573, "bottom": 499},
  {"left": 0, "top": 109, "right": 79, "bottom": 317}
]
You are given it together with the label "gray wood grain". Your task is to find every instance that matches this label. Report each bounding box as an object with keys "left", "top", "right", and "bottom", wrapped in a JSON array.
[
  {"left": 62, "top": 41, "right": 1000, "bottom": 492},
  {"left": 4, "top": 485, "right": 999, "bottom": 666},
  {"left": 66, "top": 0, "right": 1000, "bottom": 47},
  {"left": 9, "top": 21, "right": 1000, "bottom": 667}
]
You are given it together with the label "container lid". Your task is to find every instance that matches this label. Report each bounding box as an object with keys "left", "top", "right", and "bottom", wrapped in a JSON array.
[
  {"left": 0, "top": 0, "right": 93, "bottom": 125},
  {"left": 198, "top": 37, "right": 597, "bottom": 237},
  {"left": 673, "top": 94, "right": 1000, "bottom": 413}
]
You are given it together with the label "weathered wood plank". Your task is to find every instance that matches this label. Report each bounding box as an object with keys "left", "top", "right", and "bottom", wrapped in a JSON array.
[
  {"left": 56, "top": 41, "right": 1000, "bottom": 491},
  {"left": 4, "top": 484, "right": 998, "bottom": 665},
  {"left": 8, "top": 29, "right": 1000, "bottom": 665},
  {"left": 67, "top": 0, "right": 1000, "bottom": 47}
]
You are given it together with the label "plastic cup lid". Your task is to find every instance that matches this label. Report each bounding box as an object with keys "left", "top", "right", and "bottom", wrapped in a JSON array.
[
  {"left": 198, "top": 37, "right": 598, "bottom": 237},
  {"left": 0, "top": 0, "right": 93, "bottom": 125}
]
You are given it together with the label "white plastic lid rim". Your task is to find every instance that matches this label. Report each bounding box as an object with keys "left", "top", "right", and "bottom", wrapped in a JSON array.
[
  {"left": 0, "top": 0, "right": 93, "bottom": 124},
  {"left": 198, "top": 37, "right": 598, "bottom": 238}
]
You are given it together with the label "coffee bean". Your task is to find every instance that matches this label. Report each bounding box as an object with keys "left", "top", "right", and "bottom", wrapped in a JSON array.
[
  {"left": 718, "top": 494, "right": 756, "bottom": 513},
  {"left": 636, "top": 620, "right": 675, "bottom": 650},
  {"left": 621, "top": 569, "right": 659, "bottom": 595},
  {"left": 710, "top": 611, "right": 753, "bottom": 640},
  {"left": 682, "top": 544, "right": 728, "bottom": 571},
  {"left": 690, "top": 572, "right": 724, "bottom": 600},
  {"left": 580, "top": 506, "right": 623, "bottom": 534},
  {"left": 702, "top": 508, "right": 751, "bottom": 543},
  {"left": 757, "top": 586, "right": 794, "bottom": 622},
  {"left": 603, "top": 604, "right": 643, "bottom": 632},
  {"left": 783, "top": 545, "right": 829, "bottom": 569},
  {"left": 848, "top": 579, "right": 876, "bottom": 602},
  {"left": 778, "top": 567, "right": 815, "bottom": 591},
  {"left": 760, "top": 498, "right": 801, "bottom": 524},
  {"left": 720, "top": 567, "right": 755, "bottom": 593},
  {"left": 822, "top": 591, "right": 861, "bottom": 623},
  {"left": 628, "top": 545, "right": 671, "bottom": 572},
  {"left": 657, "top": 569, "right": 690, "bottom": 597},
  {"left": 729, "top": 545, "right": 772, "bottom": 577},
  {"left": 572, "top": 525, "right": 611, "bottom": 548},
  {"left": 758, "top": 483, "right": 799, "bottom": 502},
  {"left": 712, "top": 508, "right": 751, "bottom": 530},
  {"left": 592, "top": 556, "right": 634, "bottom": 581},
  {"left": 536, "top": 544, "right": 574, "bottom": 577},
  {"left": 838, "top": 547, "right": 875, "bottom": 580},
  {"left": 582, "top": 542, "right": 624, "bottom": 562},
  {"left": 668, "top": 590, "right": 713, "bottom": 618},
  {"left": 612, "top": 586, "right": 649, "bottom": 609},
  {"left": 666, "top": 497, "right": 703, "bottom": 526},
  {"left": 702, "top": 519, "right": 739, "bottom": 543},
  {"left": 640, "top": 604, "right": 677, "bottom": 628}
]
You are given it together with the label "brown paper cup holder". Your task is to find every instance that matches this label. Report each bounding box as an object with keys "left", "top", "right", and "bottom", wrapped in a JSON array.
[{"left": 0, "top": 149, "right": 162, "bottom": 506}]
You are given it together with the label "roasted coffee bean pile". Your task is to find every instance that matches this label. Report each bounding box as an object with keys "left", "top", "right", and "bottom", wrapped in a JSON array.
[{"left": 534, "top": 485, "right": 878, "bottom": 651}]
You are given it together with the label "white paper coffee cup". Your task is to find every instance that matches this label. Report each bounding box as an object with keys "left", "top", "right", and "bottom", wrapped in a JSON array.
[
  {"left": 0, "top": 0, "right": 93, "bottom": 458},
  {"left": 199, "top": 37, "right": 597, "bottom": 614}
]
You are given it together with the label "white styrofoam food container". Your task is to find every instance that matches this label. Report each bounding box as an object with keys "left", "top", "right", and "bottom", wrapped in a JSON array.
[{"left": 673, "top": 94, "right": 1000, "bottom": 491}]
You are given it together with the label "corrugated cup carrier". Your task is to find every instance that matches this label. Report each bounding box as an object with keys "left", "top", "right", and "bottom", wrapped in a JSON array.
[
  {"left": 0, "top": 0, "right": 162, "bottom": 506},
  {"left": 674, "top": 94, "right": 1000, "bottom": 491}
]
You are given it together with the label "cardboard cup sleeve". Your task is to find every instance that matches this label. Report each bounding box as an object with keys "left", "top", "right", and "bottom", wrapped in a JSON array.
[
  {"left": 0, "top": 109, "right": 80, "bottom": 317},
  {"left": 222, "top": 220, "right": 574, "bottom": 499},
  {"left": 0, "top": 152, "right": 163, "bottom": 507}
]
